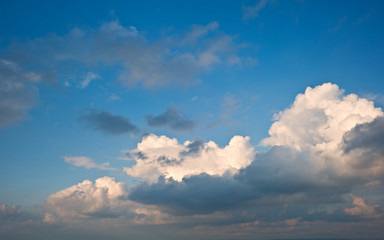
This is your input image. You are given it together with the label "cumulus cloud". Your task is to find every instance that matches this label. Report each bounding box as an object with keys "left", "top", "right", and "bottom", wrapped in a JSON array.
[
  {"left": 124, "top": 134, "right": 255, "bottom": 183},
  {"left": 261, "top": 83, "right": 383, "bottom": 153},
  {"left": 44, "top": 83, "right": 384, "bottom": 227},
  {"left": 146, "top": 107, "right": 197, "bottom": 131},
  {"left": 0, "top": 59, "right": 39, "bottom": 127},
  {"left": 5, "top": 20, "right": 252, "bottom": 89},
  {"left": 79, "top": 110, "right": 139, "bottom": 135},
  {"left": 127, "top": 83, "right": 384, "bottom": 218},
  {"left": 45, "top": 177, "right": 129, "bottom": 219},
  {"left": 64, "top": 156, "right": 117, "bottom": 170}
]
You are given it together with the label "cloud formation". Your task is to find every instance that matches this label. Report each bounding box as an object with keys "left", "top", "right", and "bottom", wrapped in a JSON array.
[
  {"left": 64, "top": 156, "right": 116, "bottom": 170},
  {"left": 79, "top": 110, "right": 139, "bottom": 135},
  {"left": 5, "top": 20, "right": 252, "bottom": 89},
  {"left": 45, "top": 83, "right": 384, "bottom": 229},
  {"left": 45, "top": 177, "right": 129, "bottom": 219},
  {"left": 127, "top": 83, "right": 384, "bottom": 218},
  {"left": 146, "top": 107, "right": 197, "bottom": 131},
  {"left": 124, "top": 134, "right": 255, "bottom": 183},
  {"left": 0, "top": 59, "right": 39, "bottom": 127},
  {"left": 243, "top": 0, "right": 270, "bottom": 19}
]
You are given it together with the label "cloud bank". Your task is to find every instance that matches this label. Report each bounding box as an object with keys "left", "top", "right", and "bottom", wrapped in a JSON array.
[{"left": 44, "top": 83, "right": 384, "bottom": 235}]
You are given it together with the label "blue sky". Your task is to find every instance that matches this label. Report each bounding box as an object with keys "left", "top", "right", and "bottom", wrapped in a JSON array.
[{"left": 1, "top": 1, "right": 384, "bottom": 239}]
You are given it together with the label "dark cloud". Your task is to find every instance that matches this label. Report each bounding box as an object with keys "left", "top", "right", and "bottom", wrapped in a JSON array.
[
  {"left": 342, "top": 116, "right": 384, "bottom": 155},
  {"left": 79, "top": 110, "right": 139, "bottom": 135},
  {"left": 146, "top": 107, "right": 197, "bottom": 131},
  {"left": 128, "top": 143, "right": 381, "bottom": 221}
]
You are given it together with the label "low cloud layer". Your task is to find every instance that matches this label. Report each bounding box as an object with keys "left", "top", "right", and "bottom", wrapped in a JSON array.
[
  {"left": 44, "top": 83, "right": 384, "bottom": 233},
  {"left": 79, "top": 110, "right": 139, "bottom": 135},
  {"left": 146, "top": 107, "right": 197, "bottom": 131}
]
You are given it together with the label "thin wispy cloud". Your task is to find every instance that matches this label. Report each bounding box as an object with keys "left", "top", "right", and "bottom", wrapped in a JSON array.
[
  {"left": 242, "top": 0, "right": 271, "bottom": 19},
  {"left": 64, "top": 156, "right": 117, "bottom": 171}
]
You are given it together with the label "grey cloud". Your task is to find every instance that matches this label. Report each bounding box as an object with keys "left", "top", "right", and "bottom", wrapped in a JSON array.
[
  {"left": 79, "top": 110, "right": 139, "bottom": 135},
  {"left": 128, "top": 144, "right": 377, "bottom": 220},
  {"left": 342, "top": 116, "right": 384, "bottom": 155},
  {"left": 5, "top": 20, "right": 251, "bottom": 89},
  {"left": 0, "top": 59, "right": 38, "bottom": 127},
  {"left": 146, "top": 107, "right": 197, "bottom": 131}
]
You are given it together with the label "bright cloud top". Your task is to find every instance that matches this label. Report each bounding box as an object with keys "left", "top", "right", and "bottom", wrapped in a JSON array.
[
  {"left": 262, "top": 83, "right": 383, "bottom": 153},
  {"left": 45, "top": 177, "right": 129, "bottom": 219},
  {"left": 124, "top": 134, "right": 255, "bottom": 182}
]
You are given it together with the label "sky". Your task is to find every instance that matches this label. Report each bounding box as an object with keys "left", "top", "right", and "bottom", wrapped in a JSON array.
[{"left": 1, "top": 0, "right": 384, "bottom": 239}]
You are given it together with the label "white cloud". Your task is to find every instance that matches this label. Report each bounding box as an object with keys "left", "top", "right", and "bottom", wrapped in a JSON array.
[
  {"left": 64, "top": 156, "right": 117, "bottom": 170},
  {"left": 80, "top": 72, "right": 99, "bottom": 89},
  {"left": 124, "top": 134, "right": 255, "bottom": 182},
  {"left": 261, "top": 83, "right": 383, "bottom": 154},
  {"left": 45, "top": 177, "right": 129, "bottom": 219}
]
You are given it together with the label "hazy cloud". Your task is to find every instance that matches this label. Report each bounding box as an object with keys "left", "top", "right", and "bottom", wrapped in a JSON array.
[
  {"left": 80, "top": 72, "right": 99, "bottom": 89},
  {"left": 146, "top": 107, "right": 197, "bottom": 131},
  {"left": 5, "top": 20, "right": 252, "bottom": 89},
  {"left": 243, "top": 0, "right": 270, "bottom": 19},
  {"left": 0, "top": 59, "right": 39, "bottom": 127},
  {"left": 64, "top": 156, "right": 117, "bottom": 170},
  {"left": 79, "top": 110, "right": 139, "bottom": 135}
]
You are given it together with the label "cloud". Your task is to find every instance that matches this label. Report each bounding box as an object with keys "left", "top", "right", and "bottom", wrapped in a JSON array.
[
  {"left": 127, "top": 83, "right": 384, "bottom": 219},
  {"left": 243, "top": 0, "right": 270, "bottom": 19},
  {"left": 79, "top": 110, "right": 139, "bottom": 135},
  {"left": 45, "top": 177, "right": 130, "bottom": 219},
  {"left": 64, "top": 156, "right": 117, "bottom": 170},
  {"left": 146, "top": 107, "right": 197, "bottom": 131},
  {"left": 344, "top": 194, "right": 378, "bottom": 218},
  {"left": 0, "top": 59, "right": 39, "bottom": 127},
  {"left": 261, "top": 83, "right": 383, "bottom": 153},
  {"left": 5, "top": 20, "right": 252, "bottom": 89},
  {"left": 0, "top": 204, "right": 20, "bottom": 219},
  {"left": 80, "top": 72, "right": 99, "bottom": 89},
  {"left": 124, "top": 134, "right": 255, "bottom": 183}
]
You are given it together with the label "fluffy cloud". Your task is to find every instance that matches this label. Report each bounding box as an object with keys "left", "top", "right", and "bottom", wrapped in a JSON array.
[
  {"left": 45, "top": 177, "right": 129, "bottom": 219},
  {"left": 45, "top": 83, "right": 384, "bottom": 228},
  {"left": 5, "top": 20, "right": 252, "bottom": 89},
  {"left": 127, "top": 83, "right": 384, "bottom": 219},
  {"left": 146, "top": 107, "right": 197, "bottom": 131},
  {"left": 64, "top": 156, "right": 116, "bottom": 170},
  {"left": 124, "top": 134, "right": 255, "bottom": 182},
  {"left": 261, "top": 83, "right": 383, "bottom": 153},
  {"left": 79, "top": 110, "right": 139, "bottom": 135}
]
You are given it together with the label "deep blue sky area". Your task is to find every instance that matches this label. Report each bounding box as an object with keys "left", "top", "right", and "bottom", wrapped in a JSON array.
[{"left": 1, "top": 1, "right": 384, "bottom": 240}]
